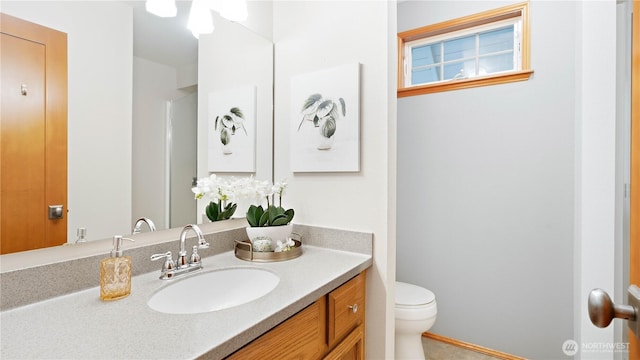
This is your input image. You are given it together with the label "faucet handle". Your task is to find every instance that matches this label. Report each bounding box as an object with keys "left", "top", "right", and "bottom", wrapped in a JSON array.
[
  {"left": 190, "top": 245, "right": 201, "bottom": 265},
  {"left": 151, "top": 251, "right": 175, "bottom": 275},
  {"left": 151, "top": 251, "right": 172, "bottom": 262}
]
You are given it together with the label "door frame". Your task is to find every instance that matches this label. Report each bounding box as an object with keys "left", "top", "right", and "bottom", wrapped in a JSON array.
[{"left": 629, "top": 0, "right": 639, "bottom": 356}]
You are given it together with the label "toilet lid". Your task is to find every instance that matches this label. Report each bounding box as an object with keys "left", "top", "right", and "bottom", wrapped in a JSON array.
[{"left": 396, "top": 281, "right": 435, "bottom": 306}]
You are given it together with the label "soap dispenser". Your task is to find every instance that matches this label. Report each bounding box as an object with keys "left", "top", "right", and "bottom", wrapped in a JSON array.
[{"left": 100, "top": 235, "right": 134, "bottom": 301}]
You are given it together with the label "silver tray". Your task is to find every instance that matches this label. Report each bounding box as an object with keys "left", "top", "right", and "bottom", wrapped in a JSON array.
[{"left": 234, "top": 236, "right": 302, "bottom": 262}]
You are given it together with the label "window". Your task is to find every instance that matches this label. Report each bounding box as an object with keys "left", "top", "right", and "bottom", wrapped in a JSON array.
[{"left": 398, "top": 2, "right": 533, "bottom": 97}]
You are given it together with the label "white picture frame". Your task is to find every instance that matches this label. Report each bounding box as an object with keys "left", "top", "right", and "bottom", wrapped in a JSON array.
[
  {"left": 207, "top": 85, "right": 256, "bottom": 172},
  {"left": 290, "top": 63, "right": 360, "bottom": 172}
]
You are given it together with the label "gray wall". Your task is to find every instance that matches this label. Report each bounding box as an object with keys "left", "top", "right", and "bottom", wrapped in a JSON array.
[{"left": 397, "top": 2, "right": 576, "bottom": 358}]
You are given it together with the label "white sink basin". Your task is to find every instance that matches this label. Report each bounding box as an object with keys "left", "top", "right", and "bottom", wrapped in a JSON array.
[{"left": 147, "top": 268, "right": 280, "bottom": 315}]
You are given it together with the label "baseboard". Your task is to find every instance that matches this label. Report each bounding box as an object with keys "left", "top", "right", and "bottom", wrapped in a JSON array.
[{"left": 422, "top": 332, "right": 527, "bottom": 360}]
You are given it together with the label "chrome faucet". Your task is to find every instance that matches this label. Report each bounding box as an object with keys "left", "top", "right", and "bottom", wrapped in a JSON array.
[
  {"left": 150, "top": 224, "right": 209, "bottom": 280},
  {"left": 132, "top": 217, "right": 156, "bottom": 234},
  {"left": 176, "top": 224, "right": 209, "bottom": 268}
]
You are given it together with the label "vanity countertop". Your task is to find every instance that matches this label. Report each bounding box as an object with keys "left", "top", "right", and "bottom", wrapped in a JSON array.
[{"left": 0, "top": 245, "right": 372, "bottom": 359}]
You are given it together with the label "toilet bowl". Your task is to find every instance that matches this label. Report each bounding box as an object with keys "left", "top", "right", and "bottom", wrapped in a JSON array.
[{"left": 395, "top": 281, "right": 437, "bottom": 360}]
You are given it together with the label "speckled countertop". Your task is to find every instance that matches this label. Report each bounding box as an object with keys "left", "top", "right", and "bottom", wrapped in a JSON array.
[{"left": 0, "top": 226, "right": 372, "bottom": 359}]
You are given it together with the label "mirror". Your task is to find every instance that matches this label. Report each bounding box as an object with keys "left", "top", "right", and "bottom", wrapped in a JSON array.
[{"left": 0, "top": 1, "right": 273, "bottom": 248}]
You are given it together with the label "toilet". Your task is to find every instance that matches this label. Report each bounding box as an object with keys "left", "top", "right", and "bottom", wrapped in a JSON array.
[{"left": 395, "top": 281, "right": 437, "bottom": 360}]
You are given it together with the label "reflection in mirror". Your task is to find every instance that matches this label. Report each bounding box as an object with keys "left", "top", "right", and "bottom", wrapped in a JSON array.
[
  {"left": 131, "top": 0, "right": 199, "bottom": 234},
  {"left": 196, "top": 8, "right": 274, "bottom": 220},
  {"left": 0, "top": 1, "right": 273, "bottom": 253}
]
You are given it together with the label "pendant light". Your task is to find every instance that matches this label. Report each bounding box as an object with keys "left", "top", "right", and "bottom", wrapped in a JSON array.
[
  {"left": 145, "top": 0, "right": 248, "bottom": 39},
  {"left": 145, "top": 0, "right": 177, "bottom": 18},
  {"left": 187, "top": 0, "right": 214, "bottom": 39}
]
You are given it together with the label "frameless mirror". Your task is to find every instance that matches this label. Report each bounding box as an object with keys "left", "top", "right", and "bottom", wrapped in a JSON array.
[{"left": 0, "top": 1, "right": 273, "bottom": 251}]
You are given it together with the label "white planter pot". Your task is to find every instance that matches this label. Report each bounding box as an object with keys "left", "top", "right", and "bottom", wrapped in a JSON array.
[
  {"left": 245, "top": 224, "right": 293, "bottom": 251},
  {"left": 316, "top": 134, "right": 334, "bottom": 150}
]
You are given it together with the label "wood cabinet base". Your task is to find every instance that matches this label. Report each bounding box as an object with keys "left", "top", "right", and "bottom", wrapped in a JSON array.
[{"left": 226, "top": 272, "right": 366, "bottom": 360}]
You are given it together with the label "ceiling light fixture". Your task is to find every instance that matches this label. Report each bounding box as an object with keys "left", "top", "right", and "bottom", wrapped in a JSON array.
[
  {"left": 145, "top": 0, "right": 177, "bottom": 18},
  {"left": 187, "top": 0, "right": 214, "bottom": 39},
  {"left": 145, "top": 0, "right": 248, "bottom": 39}
]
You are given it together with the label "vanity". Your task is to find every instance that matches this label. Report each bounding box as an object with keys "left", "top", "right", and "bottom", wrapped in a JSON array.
[
  {"left": 0, "top": 221, "right": 372, "bottom": 359},
  {"left": 227, "top": 271, "right": 366, "bottom": 359}
]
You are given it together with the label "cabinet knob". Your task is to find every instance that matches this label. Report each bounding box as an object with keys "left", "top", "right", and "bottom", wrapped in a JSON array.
[{"left": 348, "top": 304, "right": 358, "bottom": 314}]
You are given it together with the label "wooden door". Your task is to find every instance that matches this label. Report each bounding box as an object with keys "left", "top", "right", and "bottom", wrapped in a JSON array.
[
  {"left": 0, "top": 13, "right": 67, "bottom": 254},
  {"left": 630, "top": 1, "right": 640, "bottom": 357}
]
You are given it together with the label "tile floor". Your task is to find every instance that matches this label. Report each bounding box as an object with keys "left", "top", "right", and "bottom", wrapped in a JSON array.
[{"left": 422, "top": 336, "right": 503, "bottom": 360}]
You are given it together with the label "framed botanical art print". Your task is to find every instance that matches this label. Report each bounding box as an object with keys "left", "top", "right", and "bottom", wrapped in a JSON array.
[
  {"left": 290, "top": 63, "right": 360, "bottom": 172},
  {"left": 208, "top": 85, "right": 256, "bottom": 172}
]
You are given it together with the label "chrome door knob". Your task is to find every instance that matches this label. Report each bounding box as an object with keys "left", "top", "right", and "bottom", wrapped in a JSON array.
[{"left": 588, "top": 288, "right": 637, "bottom": 328}]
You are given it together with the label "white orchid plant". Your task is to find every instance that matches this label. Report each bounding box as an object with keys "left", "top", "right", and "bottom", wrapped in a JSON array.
[
  {"left": 245, "top": 179, "right": 295, "bottom": 228},
  {"left": 191, "top": 175, "right": 294, "bottom": 226},
  {"left": 191, "top": 174, "right": 239, "bottom": 222}
]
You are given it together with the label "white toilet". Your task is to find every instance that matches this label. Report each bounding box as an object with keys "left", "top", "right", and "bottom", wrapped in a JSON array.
[{"left": 395, "top": 281, "right": 437, "bottom": 360}]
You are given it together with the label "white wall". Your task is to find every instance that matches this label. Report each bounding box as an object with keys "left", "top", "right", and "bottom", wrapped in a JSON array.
[
  {"left": 398, "top": 1, "right": 620, "bottom": 359},
  {"left": 176, "top": 62, "right": 198, "bottom": 89},
  {"left": 2, "top": 1, "right": 133, "bottom": 243},
  {"left": 240, "top": 0, "right": 274, "bottom": 41},
  {"left": 272, "top": 1, "right": 397, "bottom": 357},
  {"left": 132, "top": 57, "right": 191, "bottom": 231}
]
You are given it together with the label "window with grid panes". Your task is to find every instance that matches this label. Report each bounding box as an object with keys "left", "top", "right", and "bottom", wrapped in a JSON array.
[{"left": 398, "top": 2, "right": 533, "bottom": 97}]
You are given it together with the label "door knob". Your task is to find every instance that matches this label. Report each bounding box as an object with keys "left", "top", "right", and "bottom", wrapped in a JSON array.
[
  {"left": 588, "top": 286, "right": 640, "bottom": 340},
  {"left": 48, "top": 205, "right": 64, "bottom": 219},
  {"left": 588, "top": 288, "right": 636, "bottom": 328}
]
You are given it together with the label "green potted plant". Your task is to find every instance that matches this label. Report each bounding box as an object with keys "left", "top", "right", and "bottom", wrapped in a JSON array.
[{"left": 245, "top": 179, "right": 295, "bottom": 252}]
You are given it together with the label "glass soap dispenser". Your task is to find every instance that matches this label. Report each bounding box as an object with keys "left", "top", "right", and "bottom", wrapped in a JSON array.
[{"left": 100, "top": 235, "right": 134, "bottom": 301}]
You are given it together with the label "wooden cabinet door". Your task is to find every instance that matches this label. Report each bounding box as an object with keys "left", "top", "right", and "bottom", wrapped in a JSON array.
[
  {"left": 226, "top": 271, "right": 367, "bottom": 360},
  {"left": 226, "top": 297, "right": 327, "bottom": 359},
  {"left": 323, "top": 325, "right": 364, "bottom": 360},
  {"left": 0, "top": 13, "right": 67, "bottom": 253}
]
